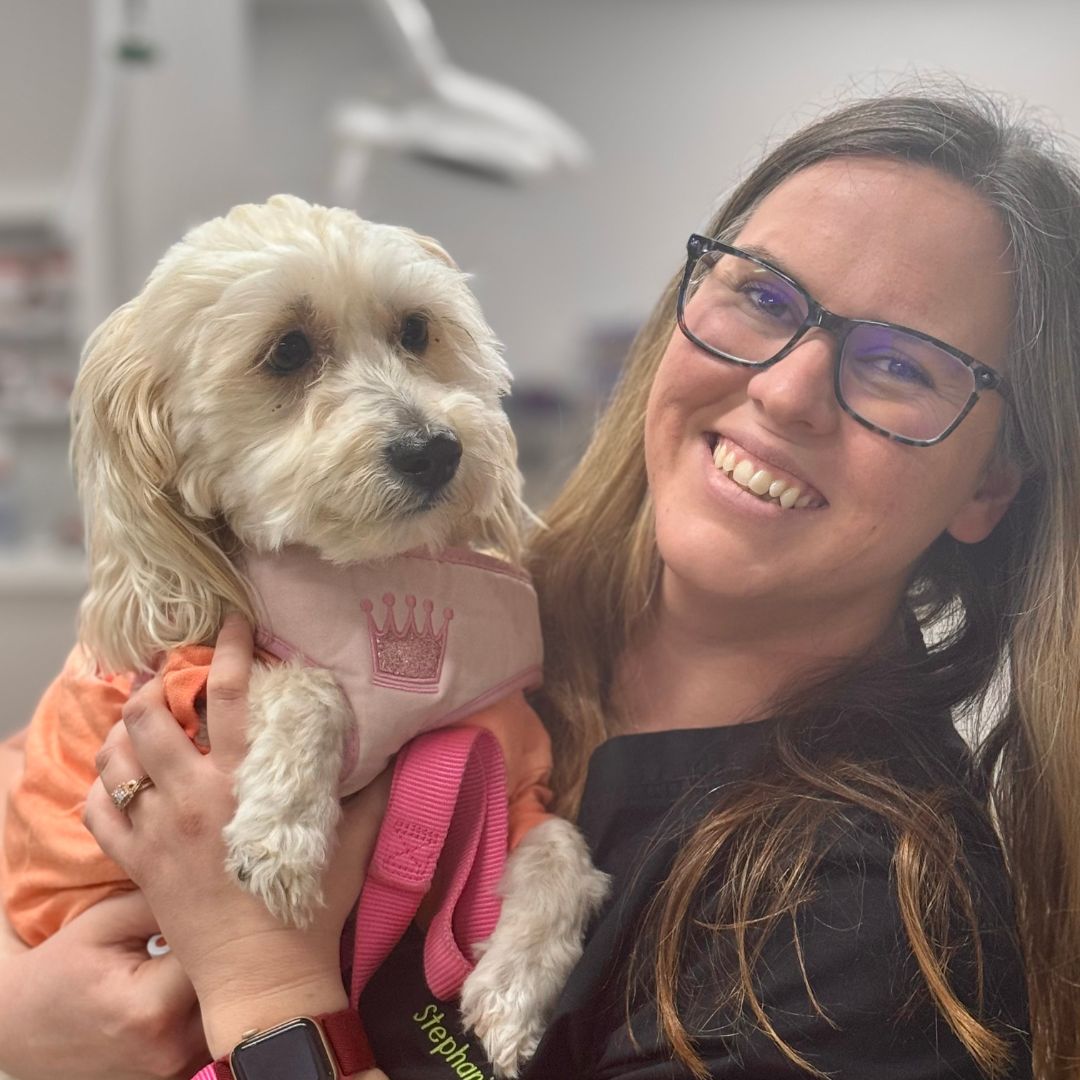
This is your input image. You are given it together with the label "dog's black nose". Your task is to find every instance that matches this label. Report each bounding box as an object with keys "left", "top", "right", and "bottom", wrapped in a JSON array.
[{"left": 386, "top": 431, "right": 462, "bottom": 493}]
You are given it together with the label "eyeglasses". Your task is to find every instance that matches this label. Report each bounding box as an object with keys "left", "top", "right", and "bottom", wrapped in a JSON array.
[{"left": 676, "top": 234, "right": 1007, "bottom": 446}]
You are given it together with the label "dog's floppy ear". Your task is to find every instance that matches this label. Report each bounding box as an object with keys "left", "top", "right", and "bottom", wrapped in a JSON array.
[
  {"left": 72, "top": 300, "right": 253, "bottom": 674},
  {"left": 399, "top": 226, "right": 459, "bottom": 270}
]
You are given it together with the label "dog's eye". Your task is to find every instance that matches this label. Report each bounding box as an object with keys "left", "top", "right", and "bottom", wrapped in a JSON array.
[
  {"left": 268, "top": 330, "right": 313, "bottom": 373},
  {"left": 400, "top": 314, "right": 429, "bottom": 355}
]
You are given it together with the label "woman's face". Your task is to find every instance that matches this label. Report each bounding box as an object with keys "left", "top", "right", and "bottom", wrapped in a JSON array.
[{"left": 644, "top": 157, "right": 1019, "bottom": 625}]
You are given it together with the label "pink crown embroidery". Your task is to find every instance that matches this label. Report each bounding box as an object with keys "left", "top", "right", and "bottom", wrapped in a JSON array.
[{"left": 360, "top": 592, "right": 453, "bottom": 693}]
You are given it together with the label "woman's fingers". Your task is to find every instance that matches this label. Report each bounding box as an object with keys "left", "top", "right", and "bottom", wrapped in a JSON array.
[
  {"left": 111, "top": 613, "right": 255, "bottom": 782},
  {"left": 95, "top": 712, "right": 150, "bottom": 788},
  {"left": 86, "top": 702, "right": 164, "bottom": 859},
  {"left": 205, "top": 612, "right": 255, "bottom": 771},
  {"left": 70, "top": 891, "right": 202, "bottom": 1034},
  {"left": 84, "top": 772, "right": 133, "bottom": 859},
  {"left": 120, "top": 674, "right": 200, "bottom": 779},
  {"left": 74, "top": 887, "right": 162, "bottom": 945}
]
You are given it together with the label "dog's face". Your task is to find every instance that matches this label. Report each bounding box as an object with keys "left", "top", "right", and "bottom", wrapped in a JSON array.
[{"left": 91, "top": 194, "right": 520, "bottom": 564}]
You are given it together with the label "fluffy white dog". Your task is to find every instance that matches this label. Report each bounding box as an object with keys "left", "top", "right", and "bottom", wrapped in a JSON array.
[{"left": 68, "top": 194, "right": 608, "bottom": 1075}]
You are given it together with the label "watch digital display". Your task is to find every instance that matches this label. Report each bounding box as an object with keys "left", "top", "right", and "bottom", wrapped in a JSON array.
[{"left": 230, "top": 1017, "right": 337, "bottom": 1080}]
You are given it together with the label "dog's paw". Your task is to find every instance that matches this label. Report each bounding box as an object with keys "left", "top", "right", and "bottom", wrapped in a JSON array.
[
  {"left": 223, "top": 825, "right": 325, "bottom": 927},
  {"left": 459, "top": 819, "right": 611, "bottom": 1077},
  {"left": 459, "top": 974, "right": 542, "bottom": 1079}
]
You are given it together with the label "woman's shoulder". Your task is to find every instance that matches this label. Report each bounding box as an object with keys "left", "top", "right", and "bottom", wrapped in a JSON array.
[
  {"left": 685, "top": 793, "right": 1030, "bottom": 1078},
  {"left": 596, "top": 797, "right": 1030, "bottom": 1080}
]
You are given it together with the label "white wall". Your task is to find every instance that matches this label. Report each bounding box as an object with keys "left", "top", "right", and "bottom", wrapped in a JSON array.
[
  {"left": 5, "top": 0, "right": 1080, "bottom": 383},
  {"left": 248, "top": 0, "right": 1080, "bottom": 392},
  {"left": 1, "top": 0, "right": 1078, "bottom": 732}
]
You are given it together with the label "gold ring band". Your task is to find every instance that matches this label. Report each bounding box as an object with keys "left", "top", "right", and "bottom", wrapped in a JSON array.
[{"left": 110, "top": 775, "right": 154, "bottom": 812}]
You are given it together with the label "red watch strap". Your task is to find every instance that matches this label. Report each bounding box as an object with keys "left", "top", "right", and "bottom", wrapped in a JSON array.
[
  {"left": 206, "top": 1008, "right": 374, "bottom": 1079},
  {"left": 323, "top": 1008, "right": 375, "bottom": 1072}
]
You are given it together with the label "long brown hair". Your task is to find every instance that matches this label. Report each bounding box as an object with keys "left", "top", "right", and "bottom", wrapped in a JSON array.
[{"left": 529, "top": 87, "right": 1080, "bottom": 1077}]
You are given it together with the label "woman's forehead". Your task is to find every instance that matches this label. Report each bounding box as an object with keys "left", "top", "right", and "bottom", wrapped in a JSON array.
[{"left": 733, "top": 157, "right": 1014, "bottom": 367}]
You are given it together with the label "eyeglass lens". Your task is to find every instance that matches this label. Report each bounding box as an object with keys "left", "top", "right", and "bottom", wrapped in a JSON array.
[{"left": 682, "top": 251, "right": 978, "bottom": 442}]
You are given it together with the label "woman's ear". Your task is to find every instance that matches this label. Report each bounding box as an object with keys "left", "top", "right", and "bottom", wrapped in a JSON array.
[
  {"left": 946, "top": 453, "right": 1024, "bottom": 544},
  {"left": 72, "top": 300, "right": 252, "bottom": 673}
]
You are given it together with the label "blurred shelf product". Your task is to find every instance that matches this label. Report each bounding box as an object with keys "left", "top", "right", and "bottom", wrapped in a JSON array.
[{"left": 0, "top": 187, "right": 82, "bottom": 563}]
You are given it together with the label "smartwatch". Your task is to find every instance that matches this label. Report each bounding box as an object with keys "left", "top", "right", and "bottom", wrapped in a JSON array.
[{"left": 209, "top": 1009, "right": 374, "bottom": 1080}]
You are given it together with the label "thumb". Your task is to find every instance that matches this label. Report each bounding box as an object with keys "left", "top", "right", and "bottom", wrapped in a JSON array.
[
  {"left": 72, "top": 888, "right": 162, "bottom": 945},
  {"left": 206, "top": 612, "right": 255, "bottom": 770}
]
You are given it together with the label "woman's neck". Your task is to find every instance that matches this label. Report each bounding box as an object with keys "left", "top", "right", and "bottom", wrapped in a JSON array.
[{"left": 611, "top": 569, "right": 905, "bottom": 735}]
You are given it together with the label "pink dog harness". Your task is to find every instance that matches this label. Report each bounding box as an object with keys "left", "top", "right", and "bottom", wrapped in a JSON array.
[
  {"left": 241, "top": 546, "right": 547, "bottom": 999},
  {"left": 350, "top": 724, "right": 508, "bottom": 1003},
  {"left": 242, "top": 545, "right": 544, "bottom": 797}
]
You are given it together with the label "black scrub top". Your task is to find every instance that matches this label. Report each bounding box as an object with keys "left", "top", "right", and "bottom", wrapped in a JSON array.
[{"left": 357, "top": 713, "right": 1031, "bottom": 1079}]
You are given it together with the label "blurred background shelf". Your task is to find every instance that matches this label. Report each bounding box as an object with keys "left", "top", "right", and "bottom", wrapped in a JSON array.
[
  {"left": 0, "top": 546, "right": 85, "bottom": 735},
  {"left": 0, "top": 546, "right": 86, "bottom": 596}
]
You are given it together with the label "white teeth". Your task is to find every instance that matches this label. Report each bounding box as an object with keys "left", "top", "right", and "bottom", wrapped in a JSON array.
[
  {"left": 712, "top": 441, "right": 740, "bottom": 475},
  {"left": 748, "top": 470, "right": 772, "bottom": 495},
  {"left": 732, "top": 459, "right": 755, "bottom": 486},
  {"left": 711, "top": 436, "right": 820, "bottom": 510}
]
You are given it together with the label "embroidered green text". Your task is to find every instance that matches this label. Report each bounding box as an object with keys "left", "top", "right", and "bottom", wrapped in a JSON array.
[{"left": 411, "top": 1003, "right": 493, "bottom": 1079}]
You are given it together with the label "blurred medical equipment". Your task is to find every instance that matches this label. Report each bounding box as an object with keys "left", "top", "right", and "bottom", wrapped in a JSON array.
[
  {"left": 330, "top": 0, "right": 590, "bottom": 204},
  {"left": 64, "top": 0, "right": 158, "bottom": 342}
]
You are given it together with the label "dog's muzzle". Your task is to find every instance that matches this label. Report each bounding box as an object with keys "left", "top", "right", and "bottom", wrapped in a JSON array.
[{"left": 385, "top": 429, "right": 462, "bottom": 495}]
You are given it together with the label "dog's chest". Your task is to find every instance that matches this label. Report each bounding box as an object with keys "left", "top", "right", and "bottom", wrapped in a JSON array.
[{"left": 240, "top": 545, "right": 543, "bottom": 794}]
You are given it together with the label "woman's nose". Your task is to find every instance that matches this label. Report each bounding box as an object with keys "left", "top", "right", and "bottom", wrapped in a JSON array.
[{"left": 744, "top": 330, "right": 841, "bottom": 435}]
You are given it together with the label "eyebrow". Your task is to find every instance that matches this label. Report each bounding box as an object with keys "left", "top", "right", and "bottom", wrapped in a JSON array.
[
  {"left": 734, "top": 240, "right": 982, "bottom": 362},
  {"left": 735, "top": 243, "right": 807, "bottom": 288}
]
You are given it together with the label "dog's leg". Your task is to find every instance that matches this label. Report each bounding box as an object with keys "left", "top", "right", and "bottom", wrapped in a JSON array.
[
  {"left": 459, "top": 818, "right": 610, "bottom": 1077},
  {"left": 223, "top": 663, "right": 353, "bottom": 927}
]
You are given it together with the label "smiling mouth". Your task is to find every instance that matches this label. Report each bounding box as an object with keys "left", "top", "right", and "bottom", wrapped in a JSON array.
[{"left": 705, "top": 434, "right": 827, "bottom": 510}]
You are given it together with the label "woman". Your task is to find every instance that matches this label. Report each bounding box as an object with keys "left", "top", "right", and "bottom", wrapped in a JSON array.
[{"left": 6, "top": 88, "right": 1080, "bottom": 1077}]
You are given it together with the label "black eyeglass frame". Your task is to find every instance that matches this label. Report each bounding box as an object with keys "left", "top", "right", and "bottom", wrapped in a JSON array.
[{"left": 676, "top": 233, "right": 1008, "bottom": 447}]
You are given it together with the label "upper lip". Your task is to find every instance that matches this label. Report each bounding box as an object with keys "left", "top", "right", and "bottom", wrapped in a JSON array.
[{"left": 710, "top": 429, "right": 828, "bottom": 504}]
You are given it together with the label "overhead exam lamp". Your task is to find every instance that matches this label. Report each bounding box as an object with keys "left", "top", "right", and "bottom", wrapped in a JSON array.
[{"left": 330, "top": 0, "right": 590, "bottom": 204}]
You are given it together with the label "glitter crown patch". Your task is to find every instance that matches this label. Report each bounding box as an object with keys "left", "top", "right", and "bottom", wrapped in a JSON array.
[{"left": 361, "top": 592, "right": 453, "bottom": 693}]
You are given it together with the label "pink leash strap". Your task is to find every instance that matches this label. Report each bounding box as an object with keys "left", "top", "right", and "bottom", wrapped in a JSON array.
[{"left": 349, "top": 725, "right": 508, "bottom": 1007}]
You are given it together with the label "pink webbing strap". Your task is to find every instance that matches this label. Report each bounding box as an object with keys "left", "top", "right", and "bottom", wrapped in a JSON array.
[{"left": 349, "top": 725, "right": 508, "bottom": 1007}]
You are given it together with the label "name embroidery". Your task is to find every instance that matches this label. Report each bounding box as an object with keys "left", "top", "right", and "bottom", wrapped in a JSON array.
[{"left": 411, "top": 1002, "right": 493, "bottom": 1079}]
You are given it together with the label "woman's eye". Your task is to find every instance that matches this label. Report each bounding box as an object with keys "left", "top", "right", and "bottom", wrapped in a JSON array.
[
  {"left": 267, "top": 330, "right": 313, "bottom": 373},
  {"left": 400, "top": 313, "right": 430, "bottom": 355},
  {"left": 743, "top": 284, "right": 797, "bottom": 323},
  {"left": 866, "top": 353, "right": 934, "bottom": 389}
]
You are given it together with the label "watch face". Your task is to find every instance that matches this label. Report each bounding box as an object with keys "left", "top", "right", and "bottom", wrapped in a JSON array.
[{"left": 231, "top": 1018, "right": 336, "bottom": 1080}]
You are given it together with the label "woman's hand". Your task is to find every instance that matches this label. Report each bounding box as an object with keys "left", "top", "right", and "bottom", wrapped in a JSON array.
[
  {"left": 0, "top": 891, "right": 207, "bottom": 1080},
  {"left": 0, "top": 732, "right": 205, "bottom": 1079},
  {"left": 84, "top": 614, "right": 389, "bottom": 1058}
]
